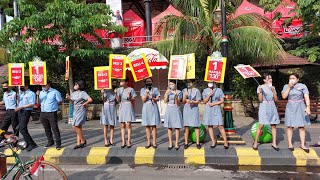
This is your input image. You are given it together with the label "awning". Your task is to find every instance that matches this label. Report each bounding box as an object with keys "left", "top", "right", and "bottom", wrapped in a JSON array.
[{"left": 126, "top": 48, "right": 168, "bottom": 70}]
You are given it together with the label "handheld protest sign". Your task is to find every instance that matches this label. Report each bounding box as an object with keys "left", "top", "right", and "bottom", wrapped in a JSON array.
[
  {"left": 94, "top": 66, "right": 111, "bottom": 90},
  {"left": 204, "top": 52, "right": 227, "bottom": 83},
  {"left": 29, "top": 57, "right": 47, "bottom": 85},
  {"left": 109, "top": 54, "right": 126, "bottom": 79},
  {"left": 8, "top": 63, "right": 24, "bottom": 86},
  {"left": 234, "top": 64, "right": 261, "bottom": 79},
  {"left": 168, "top": 55, "right": 187, "bottom": 80},
  {"left": 128, "top": 53, "right": 152, "bottom": 82},
  {"left": 185, "top": 53, "right": 195, "bottom": 79}
]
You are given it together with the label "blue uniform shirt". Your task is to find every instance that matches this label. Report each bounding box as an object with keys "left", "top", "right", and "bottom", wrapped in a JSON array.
[
  {"left": 39, "top": 87, "right": 62, "bottom": 112},
  {"left": 3, "top": 90, "right": 17, "bottom": 110},
  {"left": 19, "top": 89, "right": 36, "bottom": 111}
]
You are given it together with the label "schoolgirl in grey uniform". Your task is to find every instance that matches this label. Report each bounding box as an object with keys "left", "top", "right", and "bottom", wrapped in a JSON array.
[
  {"left": 66, "top": 80, "right": 92, "bottom": 149},
  {"left": 100, "top": 79, "right": 118, "bottom": 147},
  {"left": 116, "top": 77, "right": 137, "bottom": 148},
  {"left": 202, "top": 82, "right": 228, "bottom": 149},
  {"left": 182, "top": 79, "right": 201, "bottom": 149},
  {"left": 164, "top": 80, "right": 183, "bottom": 150},
  {"left": 141, "top": 77, "right": 160, "bottom": 149},
  {"left": 252, "top": 74, "right": 280, "bottom": 151},
  {"left": 282, "top": 73, "right": 311, "bottom": 153}
]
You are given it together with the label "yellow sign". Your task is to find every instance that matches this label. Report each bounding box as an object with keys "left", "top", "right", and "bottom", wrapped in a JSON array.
[
  {"left": 204, "top": 56, "right": 227, "bottom": 83},
  {"left": 8, "top": 63, "right": 25, "bottom": 86},
  {"left": 185, "top": 53, "right": 195, "bottom": 79},
  {"left": 29, "top": 61, "right": 47, "bottom": 85},
  {"left": 94, "top": 66, "right": 111, "bottom": 90},
  {"left": 128, "top": 53, "right": 152, "bottom": 82}
]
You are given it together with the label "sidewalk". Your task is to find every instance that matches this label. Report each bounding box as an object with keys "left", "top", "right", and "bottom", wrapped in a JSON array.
[{"left": 2, "top": 116, "right": 320, "bottom": 166}]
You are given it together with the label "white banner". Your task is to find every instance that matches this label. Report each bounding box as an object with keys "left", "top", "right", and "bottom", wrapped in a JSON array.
[{"left": 106, "top": 0, "right": 123, "bottom": 26}]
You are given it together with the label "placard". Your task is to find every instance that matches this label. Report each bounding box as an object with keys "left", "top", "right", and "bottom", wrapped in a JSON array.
[
  {"left": 185, "top": 53, "right": 195, "bottom": 79},
  {"left": 94, "top": 66, "right": 111, "bottom": 90},
  {"left": 204, "top": 56, "right": 227, "bottom": 83},
  {"left": 109, "top": 54, "right": 126, "bottom": 79},
  {"left": 234, "top": 65, "right": 261, "bottom": 79},
  {"left": 128, "top": 53, "right": 152, "bottom": 82},
  {"left": 29, "top": 60, "right": 47, "bottom": 85},
  {"left": 168, "top": 55, "right": 187, "bottom": 80},
  {"left": 65, "top": 56, "right": 69, "bottom": 81},
  {"left": 8, "top": 63, "right": 24, "bottom": 86}
]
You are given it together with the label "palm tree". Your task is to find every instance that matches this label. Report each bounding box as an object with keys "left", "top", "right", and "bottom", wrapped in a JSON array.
[{"left": 153, "top": 0, "right": 284, "bottom": 66}]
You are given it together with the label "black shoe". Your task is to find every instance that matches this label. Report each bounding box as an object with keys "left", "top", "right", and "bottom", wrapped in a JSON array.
[
  {"left": 175, "top": 146, "right": 179, "bottom": 151},
  {"left": 127, "top": 145, "right": 132, "bottom": 149},
  {"left": 210, "top": 144, "right": 217, "bottom": 149},
  {"left": 80, "top": 140, "right": 87, "bottom": 148},
  {"left": 224, "top": 143, "right": 229, "bottom": 149},
  {"left": 109, "top": 140, "right": 115, "bottom": 146},
  {"left": 26, "top": 144, "right": 38, "bottom": 152},
  {"left": 300, "top": 147, "right": 309, "bottom": 153},
  {"left": 73, "top": 145, "right": 81, "bottom": 150},
  {"left": 145, "top": 144, "right": 152, "bottom": 149},
  {"left": 184, "top": 144, "right": 189, "bottom": 149},
  {"left": 196, "top": 144, "right": 201, "bottom": 149},
  {"left": 168, "top": 146, "right": 173, "bottom": 150},
  {"left": 152, "top": 144, "right": 158, "bottom": 149},
  {"left": 121, "top": 144, "right": 126, "bottom": 148},
  {"left": 310, "top": 143, "right": 320, "bottom": 147},
  {"left": 105, "top": 143, "right": 110, "bottom": 147},
  {"left": 272, "top": 145, "right": 280, "bottom": 151},
  {"left": 44, "top": 143, "right": 54, "bottom": 148},
  {"left": 56, "top": 145, "right": 62, "bottom": 150},
  {"left": 288, "top": 147, "right": 294, "bottom": 151}
]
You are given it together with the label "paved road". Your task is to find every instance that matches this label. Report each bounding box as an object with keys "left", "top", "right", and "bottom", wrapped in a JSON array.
[{"left": 6, "top": 165, "right": 320, "bottom": 180}]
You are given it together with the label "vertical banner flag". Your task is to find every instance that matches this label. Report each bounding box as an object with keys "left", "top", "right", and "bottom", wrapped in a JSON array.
[
  {"left": 65, "top": 56, "right": 69, "bottom": 81},
  {"left": 106, "top": 0, "right": 123, "bottom": 26},
  {"left": 29, "top": 57, "right": 47, "bottom": 85},
  {"left": 234, "top": 65, "right": 261, "bottom": 79},
  {"left": 128, "top": 53, "right": 152, "bottom": 82},
  {"left": 185, "top": 53, "right": 195, "bottom": 79},
  {"left": 94, "top": 66, "right": 111, "bottom": 90},
  {"left": 204, "top": 56, "right": 227, "bottom": 83},
  {"left": 168, "top": 55, "right": 187, "bottom": 80},
  {"left": 109, "top": 54, "right": 126, "bottom": 79},
  {"left": 8, "top": 63, "right": 24, "bottom": 86}
]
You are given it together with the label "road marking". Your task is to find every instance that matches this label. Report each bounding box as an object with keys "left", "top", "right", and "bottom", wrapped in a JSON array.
[
  {"left": 292, "top": 148, "right": 319, "bottom": 166},
  {"left": 44, "top": 148, "right": 65, "bottom": 164},
  {"left": 135, "top": 147, "right": 155, "bottom": 164},
  {"left": 235, "top": 147, "right": 261, "bottom": 166},
  {"left": 184, "top": 147, "right": 205, "bottom": 164},
  {"left": 86, "top": 147, "right": 110, "bottom": 164}
]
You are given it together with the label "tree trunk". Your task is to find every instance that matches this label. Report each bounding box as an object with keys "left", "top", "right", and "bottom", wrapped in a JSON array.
[{"left": 68, "top": 57, "right": 74, "bottom": 94}]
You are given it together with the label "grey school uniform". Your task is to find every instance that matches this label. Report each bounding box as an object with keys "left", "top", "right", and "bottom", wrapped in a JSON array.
[
  {"left": 182, "top": 88, "right": 201, "bottom": 127},
  {"left": 141, "top": 87, "right": 161, "bottom": 126},
  {"left": 100, "top": 90, "right": 117, "bottom": 126},
  {"left": 203, "top": 88, "right": 224, "bottom": 126},
  {"left": 257, "top": 85, "right": 280, "bottom": 125},
  {"left": 281, "top": 83, "right": 310, "bottom": 127},
  {"left": 117, "top": 87, "right": 137, "bottom": 123},
  {"left": 164, "top": 90, "right": 183, "bottom": 129},
  {"left": 71, "top": 91, "right": 90, "bottom": 126}
]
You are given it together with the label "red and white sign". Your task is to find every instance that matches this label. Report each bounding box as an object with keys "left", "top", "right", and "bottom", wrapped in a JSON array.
[
  {"left": 127, "top": 48, "right": 168, "bottom": 69},
  {"left": 109, "top": 54, "right": 126, "bottom": 79},
  {"left": 29, "top": 61, "right": 47, "bottom": 85},
  {"left": 128, "top": 53, "right": 152, "bottom": 82},
  {"left": 94, "top": 66, "right": 111, "bottom": 90},
  {"left": 234, "top": 65, "right": 261, "bottom": 79},
  {"left": 168, "top": 55, "right": 187, "bottom": 80},
  {"left": 204, "top": 57, "right": 226, "bottom": 83},
  {"left": 8, "top": 63, "right": 24, "bottom": 86},
  {"left": 65, "top": 56, "right": 69, "bottom": 81}
]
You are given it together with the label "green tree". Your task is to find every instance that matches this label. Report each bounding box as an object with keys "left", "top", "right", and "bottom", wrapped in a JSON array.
[
  {"left": 153, "top": 0, "right": 284, "bottom": 68},
  {"left": 0, "top": 0, "right": 125, "bottom": 93},
  {"left": 260, "top": 0, "right": 320, "bottom": 63}
]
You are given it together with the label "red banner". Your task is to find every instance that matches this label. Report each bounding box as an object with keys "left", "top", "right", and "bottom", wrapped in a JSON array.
[
  {"left": 128, "top": 53, "right": 152, "bottom": 82},
  {"left": 109, "top": 54, "right": 126, "bottom": 79},
  {"left": 168, "top": 55, "right": 187, "bottom": 79},
  {"left": 234, "top": 65, "right": 261, "bottom": 79},
  {"left": 8, "top": 63, "right": 24, "bottom": 86},
  {"left": 29, "top": 61, "right": 47, "bottom": 85},
  {"left": 94, "top": 66, "right": 111, "bottom": 90},
  {"left": 204, "top": 57, "right": 226, "bottom": 83}
]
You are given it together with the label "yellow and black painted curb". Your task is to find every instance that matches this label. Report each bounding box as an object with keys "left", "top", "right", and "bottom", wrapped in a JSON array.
[{"left": 4, "top": 147, "right": 320, "bottom": 166}]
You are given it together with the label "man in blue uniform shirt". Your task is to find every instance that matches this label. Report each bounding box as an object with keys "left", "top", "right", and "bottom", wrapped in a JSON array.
[
  {"left": 15, "top": 80, "right": 38, "bottom": 151},
  {"left": 36, "top": 80, "right": 63, "bottom": 150},
  {"left": 0, "top": 81, "right": 19, "bottom": 137}
]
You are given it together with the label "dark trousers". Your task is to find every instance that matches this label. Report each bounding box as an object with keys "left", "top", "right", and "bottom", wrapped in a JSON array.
[
  {"left": 0, "top": 110, "right": 19, "bottom": 137},
  {"left": 18, "top": 110, "right": 36, "bottom": 147},
  {"left": 40, "top": 111, "right": 61, "bottom": 146}
]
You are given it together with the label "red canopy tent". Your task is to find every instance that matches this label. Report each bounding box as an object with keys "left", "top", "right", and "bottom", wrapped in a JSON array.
[
  {"left": 123, "top": 9, "right": 145, "bottom": 47},
  {"left": 233, "top": 0, "right": 264, "bottom": 17},
  {"left": 271, "top": 0, "right": 303, "bottom": 38},
  {"left": 151, "top": 5, "right": 181, "bottom": 41}
]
